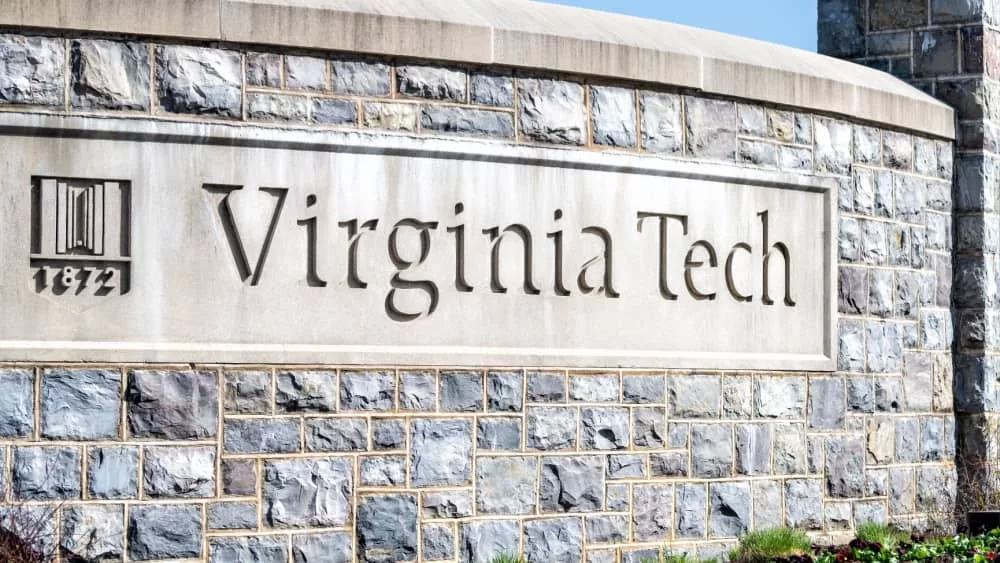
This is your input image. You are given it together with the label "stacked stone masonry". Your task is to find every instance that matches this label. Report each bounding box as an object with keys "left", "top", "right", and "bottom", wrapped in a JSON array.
[{"left": 0, "top": 28, "right": 956, "bottom": 562}]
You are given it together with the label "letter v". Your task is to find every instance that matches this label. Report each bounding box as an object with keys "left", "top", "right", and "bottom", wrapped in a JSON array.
[{"left": 204, "top": 185, "right": 288, "bottom": 286}]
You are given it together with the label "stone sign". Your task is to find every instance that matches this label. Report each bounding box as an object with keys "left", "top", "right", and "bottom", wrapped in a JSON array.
[{"left": 0, "top": 115, "right": 834, "bottom": 369}]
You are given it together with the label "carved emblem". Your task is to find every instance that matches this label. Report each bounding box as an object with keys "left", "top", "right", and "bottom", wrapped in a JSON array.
[{"left": 30, "top": 177, "right": 131, "bottom": 310}]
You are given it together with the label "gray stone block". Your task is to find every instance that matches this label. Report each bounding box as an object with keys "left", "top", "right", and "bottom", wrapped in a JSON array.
[
  {"left": 527, "top": 407, "right": 578, "bottom": 450},
  {"left": 685, "top": 96, "right": 737, "bottom": 161},
  {"left": 868, "top": 269, "right": 893, "bottom": 317},
  {"left": 519, "top": 78, "right": 586, "bottom": 145},
  {"left": 422, "top": 490, "right": 473, "bottom": 519},
  {"left": 40, "top": 368, "right": 120, "bottom": 440},
  {"left": 650, "top": 452, "right": 688, "bottom": 477},
  {"left": 825, "top": 437, "right": 864, "bottom": 497},
  {"left": 876, "top": 377, "right": 903, "bottom": 413},
  {"left": 128, "top": 504, "right": 202, "bottom": 560},
  {"left": 861, "top": 219, "right": 888, "bottom": 265},
  {"left": 735, "top": 424, "right": 771, "bottom": 475},
  {"left": 570, "top": 373, "right": 619, "bottom": 402},
  {"left": 623, "top": 375, "right": 664, "bottom": 404},
  {"left": 927, "top": 211, "right": 951, "bottom": 250},
  {"left": 460, "top": 520, "right": 520, "bottom": 563},
  {"left": 89, "top": 446, "right": 138, "bottom": 499},
  {"left": 632, "top": 407, "right": 665, "bottom": 448},
  {"left": 921, "top": 416, "right": 945, "bottom": 461},
  {"left": 540, "top": 456, "right": 604, "bottom": 513},
  {"left": 478, "top": 418, "right": 522, "bottom": 450},
  {"left": 915, "top": 29, "right": 960, "bottom": 77},
  {"left": 753, "top": 480, "right": 783, "bottom": 529},
  {"left": 61, "top": 504, "right": 124, "bottom": 561},
  {"left": 867, "top": 322, "right": 903, "bottom": 373},
  {"left": 839, "top": 319, "right": 866, "bottom": 372},
  {"left": 525, "top": 517, "right": 583, "bottom": 563},
  {"left": 247, "top": 52, "right": 281, "bottom": 87},
  {"left": 586, "top": 515, "right": 627, "bottom": 544},
  {"left": 737, "top": 104, "right": 766, "bottom": 136},
  {"left": 870, "top": 0, "right": 927, "bottom": 29},
  {"left": 896, "top": 271, "right": 922, "bottom": 319},
  {"left": 156, "top": 45, "right": 241, "bottom": 117},
  {"left": 397, "top": 65, "right": 466, "bottom": 102},
  {"left": 755, "top": 376, "right": 807, "bottom": 418},
  {"left": 815, "top": 118, "right": 852, "bottom": 174},
  {"left": 471, "top": 72, "right": 514, "bottom": 106},
  {"left": 222, "top": 459, "right": 257, "bottom": 496},
  {"left": 362, "top": 101, "right": 417, "bottom": 131},
  {"left": 422, "top": 523, "right": 455, "bottom": 560},
  {"left": 591, "top": 86, "right": 637, "bottom": 147},
  {"left": 624, "top": 549, "right": 663, "bottom": 563},
  {"left": 292, "top": 532, "right": 355, "bottom": 563},
  {"left": 895, "top": 417, "right": 920, "bottom": 463},
  {"left": 785, "top": 479, "right": 823, "bottom": 529},
  {"left": 867, "top": 419, "right": 895, "bottom": 464},
  {"left": 895, "top": 174, "right": 926, "bottom": 223},
  {"left": 248, "top": 93, "right": 310, "bottom": 122},
  {"left": 818, "top": 0, "right": 865, "bottom": 57},
  {"left": 606, "top": 483, "right": 630, "bottom": 512},
  {"left": 0, "top": 34, "right": 65, "bottom": 106},
  {"left": 676, "top": 484, "right": 707, "bottom": 538},
  {"left": 889, "top": 467, "right": 915, "bottom": 515},
  {"left": 780, "top": 145, "right": 814, "bottom": 171},
  {"left": 847, "top": 377, "right": 875, "bottom": 413},
  {"left": 839, "top": 217, "right": 861, "bottom": 261},
  {"left": 668, "top": 424, "right": 689, "bottom": 450},
  {"left": 709, "top": 482, "right": 750, "bottom": 537},
  {"left": 773, "top": 423, "right": 808, "bottom": 475},
  {"left": 341, "top": 370, "right": 394, "bottom": 411},
  {"left": 285, "top": 55, "right": 326, "bottom": 90},
  {"left": 641, "top": 91, "right": 683, "bottom": 154},
  {"left": 225, "top": 370, "right": 272, "bottom": 414},
  {"left": 921, "top": 310, "right": 953, "bottom": 350},
  {"left": 357, "top": 494, "right": 418, "bottom": 562},
  {"left": 210, "top": 537, "right": 288, "bottom": 563},
  {"left": 903, "top": 352, "right": 934, "bottom": 412},
  {"left": 723, "top": 376, "right": 753, "bottom": 419},
  {"left": 809, "top": 377, "right": 846, "bottom": 430},
  {"left": 143, "top": 445, "right": 215, "bottom": 498},
  {"left": 932, "top": 0, "right": 983, "bottom": 23},
  {"left": 305, "top": 418, "right": 367, "bottom": 452},
  {"left": 361, "top": 455, "right": 406, "bottom": 487},
  {"left": 313, "top": 98, "right": 357, "bottom": 125},
  {"left": 691, "top": 424, "right": 733, "bottom": 478},
  {"left": 263, "top": 458, "right": 352, "bottom": 528},
  {"left": 887, "top": 224, "right": 911, "bottom": 267},
  {"left": 477, "top": 456, "right": 537, "bottom": 515},
  {"left": 581, "top": 407, "right": 629, "bottom": 450},
  {"left": 400, "top": 370, "right": 436, "bottom": 411},
  {"left": 13, "top": 446, "right": 80, "bottom": 500},
  {"left": 739, "top": 140, "right": 778, "bottom": 167},
  {"left": 372, "top": 418, "right": 406, "bottom": 450},
  {"left": 421, "top": 106, "right": 515, "bottom": 138},
  {"left": 527, "top": 371, "right": 566, "bottom": 402},
  {"left": 0, "top": 368, "right": 34, "bottom": 437},
  {"left": 226, "top": 418, "right": 301, "bottom": 454},
  {"left": 607, "top": 454, "right": 646, "bottom": 480},
  {"left": 669, "top": 375, "right": 721, "bottom": 417},
  {"left": 854, "top": 125, "right": 881, "bottom": 164},
  {"left": 839, "top": 267, "right": 868, "bottom": 315},
  {"left": 127, "top": 369, "right": 218, "bottom": 439},
  {"left": 71, "top": 39, "right": 149, "bottom": 110},
  {"left": 883, "top": 131, "right": 914, "bottom": 170},
  {"left": 487, "top": 370, "right": 523, "bottom": 412},
  {"left": 411, "top": 419, "right": 472, "bottom": 487},
  {"left": 441, "top": 370, "right": 483, "bottom": 412},
  {"left": 633, "top": 484, "right": 674, "bottom": 541},
  {"left": 208, "top": 502, "right": 258, "bottom": 530},
  {"left": 331, "top": 59, "right": 390, "bottom": 96}
]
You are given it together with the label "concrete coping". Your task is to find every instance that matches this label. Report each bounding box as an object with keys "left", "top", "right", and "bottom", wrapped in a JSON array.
[{"left": 0, "top": 0, "right": 955, "bottom": 139}]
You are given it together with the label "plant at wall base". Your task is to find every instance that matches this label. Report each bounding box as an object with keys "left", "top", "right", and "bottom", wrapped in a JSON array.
[
  {"left": 728, "top": 528, "right": 812, "bottom": 563},
  {"left": 0, "top": 504, "right": 58, "bottom": 563},
  {"left": 488, "top": 554, "right": 526, "bottom": 563},
  {"left": 854, "top": 522, "right": 911, "bottom": 551},
  {"left": 640, "top": 552, "right": 719, "bottom": 563}
]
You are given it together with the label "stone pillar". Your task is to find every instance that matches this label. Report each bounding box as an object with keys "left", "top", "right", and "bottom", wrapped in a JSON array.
[{"left": 820, "top": 0, "right": 997, "bottom": 513}]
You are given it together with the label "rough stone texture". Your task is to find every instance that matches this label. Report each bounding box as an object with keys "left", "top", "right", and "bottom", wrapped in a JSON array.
[
  {"left": 519, "top": 78, "right": 586, "bottom": 145},
  {"left": 471, "top": 72, "right": 514, "bottom": 107},
  {"left": 691, "top": 424, "right": 733, "bottom": 478},
  {"left": 277, "top": 370, "right": 337, "bottom": 412},
  {"left": 440, "top": 370, "right": 484, "bottom": 412},
  {"left": 581, "top": 407, "right": 629, "bottom": 450},
  {"left": 331, "top": 59, "right": 390, "bottom": 96},
  {"left": 89, "top": 446, "right": 138, "bottom": 499},
  {"left": 0, "top": 34, "right": 64, "bottom": 106},
  {"left": 156, "top": 46, "right": 241, "bottom": 117},
  {"left": 478, "top": 418, "right": 522, "bottom": 450},
  {"left": 13, "top": 447, "right": 80, "bottom": 500},
  {"left": 263, "top": 458, "right": 352, "bottom": 528},
  {"left": 285, "top": 55, "right": 326, "bottom": 90},
  {"left": 540, "top": 456, "right": 604, "bottom": 513},
  {"left": 487, "top": 370, "right": 523, "bottom": 412},
  {"left": 224, "top": 370, "right": 272, "bottom": 414},
  {"left": 642, "top": 91, "right": 683, "bottom": 154},
  {"left": 226, "top": 417, "right": 301, "bottom": 454},
  {"left": 461, "top": 521, "right": 520, "bottom": 563},
  {"left": 41, "top": 368, "right": 121, "bottom": 440},
  {"left": 527, "top": 407, "right": 578, "bottom": 450},
  {"left": 372, "top": 419, "right": 406, "bottom": 450},
  {"left": 685, "top": 97, "right": 737, "bottom": 160},
  {"left": 528, "top": 371, "right": 567, "bottom": 402},
  {"left": 211, "top": 536, "right": 288, "bottom": 563},
  {"left": 313, "top": 98, "right": 357, "bottom": 125},
  {"left": 633, "top": 484, "right": 674, "bottom": 541},
  {"left": 61, "top": 504, "right": 124, "bottom": 561},
  {"left": 423, "top": 490, "right": 473, "bottom": 519},
  {"left": 208, "top": 502, "right": 257, "bottom": 530},
  {"left": 246, "top": 52, "right": 281, "bottom": 87},
  {"left": 786, "top": 479, "right": 823, "bottom": 529},
  {"left": 357, "top": 494, "right": 418, "bottom": 562},
  {"left": 294, "top": 533, "right": 352, "bottom": 563},
  {"left": 591, "top": 86, "right": 637, "bottom": 147},
  {"left": 363, "top": 102, "right": 418, "bottom": 131},
  {"left": 525, "top": 517, "right": 584, "bottom": 563},
  {"left": 709, "top": 482, "right": 751, "bottom": 537},
  {"left": 306, "top": 418, "right": 368, "bottom": 452},
  {"left": 127, "top": 370, "right": 218, "bottom": 439},
  {"left": 670, "top": 375, "right": 721, "bottom": 417},
  {"left": 410, "top": 419, "right": 472, "bottom": 486},
  {"left": 400, "top": 371, "right": 437, "bottom": 411},
  {"left": 422, "top": 105, "right": 514, "bottom": 138},
  {"left": 128, "top": 505, "right": 202, "bottom": 561},
  {"left": 342, "top": 370, "right": 395, "bottom": 411},
  {"left": 361, "top": 455, "right": 406, "bottom": 487},
  {"left": 71, "top": 39, "right": 149, "bottom": 110},
  {"left": 397, "top": 65, "right": 466, "bottom": 102},
  {"left": 248, "top": 93, "right": 310, "bottom": 122},
  {"left": 477, "top": 456, "right": 537, "bottom": 515},
  {"left": 0, "top": 369, "right": 34, "bottom": 437},
  {"left": 423, "top": 524, "right": 455, "bottom": 560},
  {"left": 144, "top": 446, "right": 215, "bottom": 498},
  {"left": 815, "top": 118, "right": 852, "bottom": 174}
]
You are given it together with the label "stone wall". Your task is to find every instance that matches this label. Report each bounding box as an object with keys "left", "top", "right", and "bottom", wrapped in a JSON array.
[{"left": 0, "top": 27, "right": 955, "bottom": 563}]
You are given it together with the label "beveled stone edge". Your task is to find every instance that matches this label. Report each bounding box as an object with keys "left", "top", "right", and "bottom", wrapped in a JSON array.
[{"left": 0, "top": 0, "right": 956, "bottom": 140}]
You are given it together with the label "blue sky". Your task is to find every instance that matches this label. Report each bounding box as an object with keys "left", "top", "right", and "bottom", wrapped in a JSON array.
[{"left": 540, "top": 0, "right": 818, "bottom": 52}]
